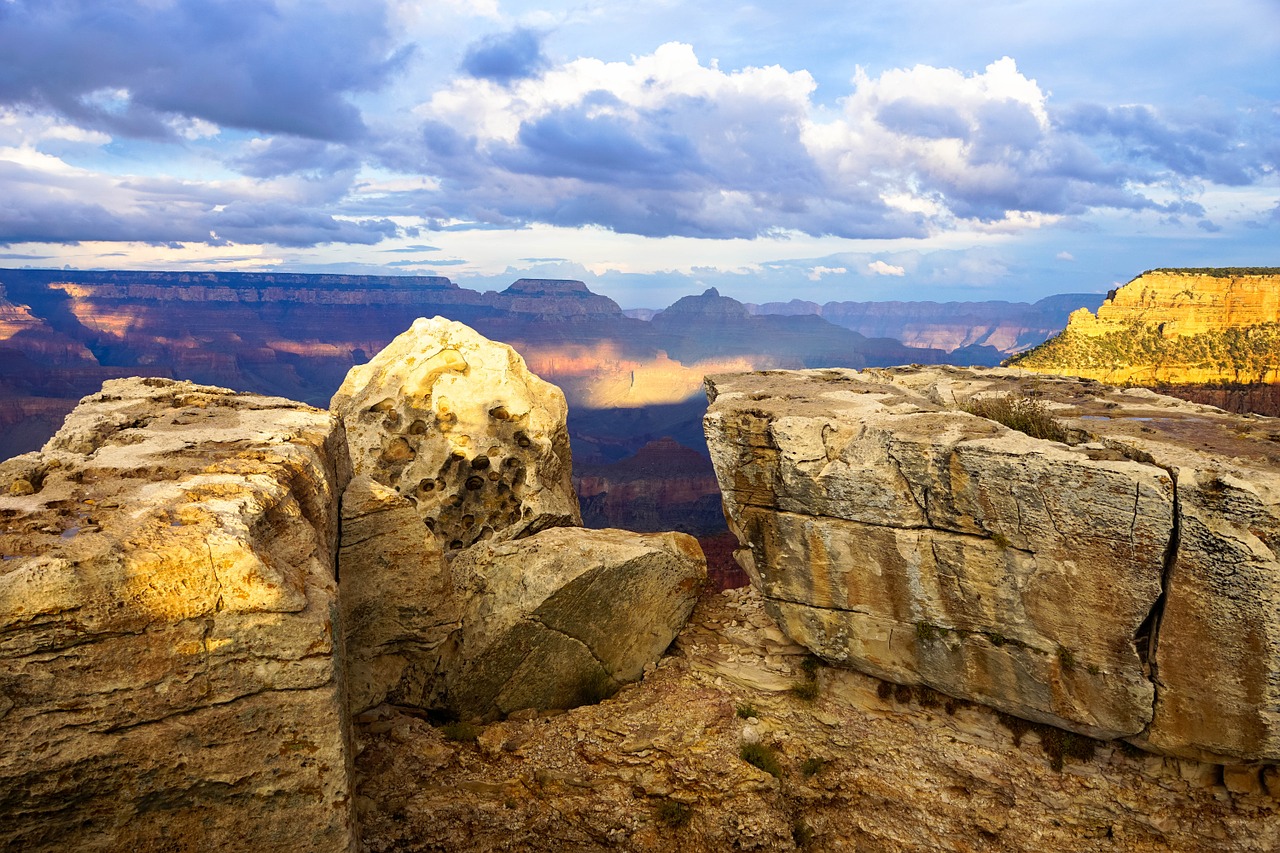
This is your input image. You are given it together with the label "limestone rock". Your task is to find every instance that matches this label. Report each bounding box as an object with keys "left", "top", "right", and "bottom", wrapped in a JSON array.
[
  {"left": 331, "top": 316, "right": 580, "bottom": 550},
  {"left": 448, "top": 527, "right": 706, "bottom": 719},
  {"left": 705, "top": 366, "right": 1280, "bottom": 761},
  {"left": 0, "top": 377, "right": 355, "bottom": 852},
  {"left": 338, "top": 475, "right": 460, "bottom": 714}
]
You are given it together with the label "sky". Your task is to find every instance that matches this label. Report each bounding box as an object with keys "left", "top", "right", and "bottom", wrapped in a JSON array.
[{"left": 0, "top": 0, "right": 1277, "bottom": 308}]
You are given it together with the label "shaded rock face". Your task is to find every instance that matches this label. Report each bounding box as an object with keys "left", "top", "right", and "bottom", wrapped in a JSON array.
[
  {"left": 448, "top": 527, "right": 706, "bottom": 720},
  {"left": 331, "top": 316, "right": 581, "bottom": 550},
  {"left": 705, "top": 366, "right": 1280, "bottom": 762},
  {"left": 0, "top": 378, "right": 355, "bottom": 853},
  {"left": 338, "top": 475, "right": 459, "bottom": 714}
]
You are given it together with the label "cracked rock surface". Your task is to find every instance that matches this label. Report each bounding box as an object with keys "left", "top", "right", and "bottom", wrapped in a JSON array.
[
  {"left": 0, "top": 378, "right": 355, "bottom": 852},
  {"left": 704, "top": 366, "right": 1280, "bottom": 762},
  {"left": 448, "top": 527, "right": 707, "bottom": 720}
]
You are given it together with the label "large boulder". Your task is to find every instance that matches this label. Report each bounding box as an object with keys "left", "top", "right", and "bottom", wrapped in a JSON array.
[
  {"left": 447, "top": 527, "right": 706, "bottom": 720},
  {"left": 330, "top": 316, "right": 580, "bottom": 550},
  {"left": 705, "top": 366, "right": 1280, "bottom": 761},
  {"left": 0, "top": 378, "right": 355, "bottom": 852}
]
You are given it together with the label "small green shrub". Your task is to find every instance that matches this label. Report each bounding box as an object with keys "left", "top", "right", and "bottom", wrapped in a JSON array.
[
  {"left": 876, "top": 681, "right": 894, "bottom": 701},
  {"left": 991, "top": 532, "right": 1011, "bottom": 550},
  {"left": 654, "top": 799, "right": 692, "bottom": 827},
  {"left": 988, "top": 632, "right": 1010, "bottom": 647},
  {"left": 792, "top": 819, "right": 815, "bottom": 848},
  {"left": 963, "top": 394, "right": 1069, "bottom": 443},
  {"left": 1057, "top": 646, "right": 1077, "bottom": 671},
  {"left": 799, "top": 655, "right": 821, "bottom": 678},
  {"left": 790, "top": 680, "right": 819, "bottom": 701},
  {"left": 440, "top": 721, "right": 480, "bottom": 742},
  {"left": 735, "top": 703, "right": 760, "bottom": 720},
  {"left": 800, "top": 757, "right": 827, "bottom": 777},
  {"left": 739, "top": 742, "right": 783, "bottom": 778}
]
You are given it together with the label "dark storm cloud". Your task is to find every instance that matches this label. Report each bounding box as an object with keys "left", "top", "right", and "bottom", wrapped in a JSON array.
[
  {"left": 0, "top": 0, "right": 410, "bottom": 140},
  {"left": 461, "top": 28, "right": 547, "bottom": 84}
]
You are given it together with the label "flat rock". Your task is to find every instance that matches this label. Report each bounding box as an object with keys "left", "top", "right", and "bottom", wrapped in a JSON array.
[
  {"left": 0, "top": 377, "right": 355, "bottom": 852},
  {"left": 705, "top": 366, "right": 1280, "bottom": 760},
  {"left": 448, "top": 527, "right": 706, "bottom": 719}
]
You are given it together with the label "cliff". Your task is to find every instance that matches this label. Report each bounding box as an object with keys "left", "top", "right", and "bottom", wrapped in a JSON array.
[
  {"left": 1010, "top": 269, "right": 1280, "bottom": 386},
  {"left": 2, "top": 327, "right": 1279, "bottom": 850},
  {"left": 705, "top": 366, "right": 1280, "bottom": 766}
]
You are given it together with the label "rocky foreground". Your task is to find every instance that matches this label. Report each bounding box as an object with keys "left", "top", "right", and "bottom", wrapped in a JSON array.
[{"left": 1, "top": 323, "right": 1278, "bottom": 851}]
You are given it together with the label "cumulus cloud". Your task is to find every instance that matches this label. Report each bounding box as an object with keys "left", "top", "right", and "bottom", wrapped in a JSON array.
[
  {"left": 867, "top": 260, "right": 906, "bottom": 276},
  {"left": 0, "top": 0, "right": 411, "bottom": 141},
  {"left": 806, "top": 265, "right": 847, "bottom": 280},
  {"left": 1056, "top": 251, "right": 1075, "bottom": 261}
]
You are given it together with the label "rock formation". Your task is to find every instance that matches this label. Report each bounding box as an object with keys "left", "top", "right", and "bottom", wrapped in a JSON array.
[
  {"left": 448, "top": 527, "right": 706, "bottom": 720},
  {"left": 331, "top": 316, "right": 581, "bottom": 549},
  {"left": 1011, "top": 269, "right": 1280, "bottom": 386},
  {"left": 0, "top": 378, "right": 355, "bottom": 852},
  {"left": 354, "top": 585, "right": 1280, "bottom": 853},
  {"left": 705, "top": 366, "right": 1280, "bottom": 763}
]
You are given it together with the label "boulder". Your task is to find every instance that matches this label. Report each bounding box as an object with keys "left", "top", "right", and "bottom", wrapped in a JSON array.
[
  {"left": 448, "top": 527, "right": 706, "bottom": 720},
  {"left": 331, "top": 316, "right": 580, "bottom": 550},
  {"left": 705, "top": 366, "right": 1280, "bottom": 760},
  {"left": 338, "top": 475, "right": 459, "bottom": 714},
  {"left": 0, "top": 378, "right": 355, "bottom": 852}
]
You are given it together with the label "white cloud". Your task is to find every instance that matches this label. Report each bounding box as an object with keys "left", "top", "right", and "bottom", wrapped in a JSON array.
[
  {"left": 1056, "top": 251, "right": 1075, "bottom": 261},
  {"left": 867, "top": 260, "right": 906, "bottom": 276},
  {"left": 806, "top": 265, "right": 847, "bottom": 280}
]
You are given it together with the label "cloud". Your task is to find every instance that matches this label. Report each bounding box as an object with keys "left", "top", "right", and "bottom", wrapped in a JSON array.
[
  {"left": 1056, "top": 251, "right": 1075, "bottom": 261},
  {"left": 0, "top": 0, "right": 411, "bottom": 141},
  {"left": 462, "top": 28, "right": 547, "bottom": 84},
  {"left": 807, "top": 265, "right": 847, "bottom": 280},
  {"left": 867, "top": 260, "right": 906, "bottom": 276}
]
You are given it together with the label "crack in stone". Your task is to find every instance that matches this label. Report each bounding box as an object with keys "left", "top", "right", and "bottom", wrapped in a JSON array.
[
  {"left": 527, "top": 614, "right": 620, "bottom": 686},
  {"left": 1134, "top": 465, "right": 1179, "bottom": 694}
]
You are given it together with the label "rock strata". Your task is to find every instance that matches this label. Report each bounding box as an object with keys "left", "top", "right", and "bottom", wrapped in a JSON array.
[
  {"left": 705, "top": 366, "right": 1280, "bottom": 762},
  {"left": 331, "top": 316, "right": 581, "bottom": 549},
  {"left": 0, "top": 377, "right": 355, "bottom": 852},
  {"left": 448, "top": 527, "right": 706, "bottom": 720}
]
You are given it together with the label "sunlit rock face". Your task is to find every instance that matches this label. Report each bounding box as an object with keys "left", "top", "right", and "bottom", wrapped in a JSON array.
[
  {"left": 331, "top": 316, "right": 581, "bottom": 550},
  {"left": 705, "top": 366, "right": 1280, "bottom": 761},
  {"left": 1012, "top": 269, "right": 1280, "bottom": 386},
  {"left": 0, "top": 378, "right": 355, "bottom": 852},
  {"left": 448, "top": 527, "right": 706, "bottom": 720}
]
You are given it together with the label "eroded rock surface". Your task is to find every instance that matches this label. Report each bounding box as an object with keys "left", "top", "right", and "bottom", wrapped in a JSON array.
[
  {"left": 0, "top": 377, "right": 355, "bottom": 852},
  {"left": 449, "top": 527, "right": 706, "bottom": 720},
  {"left": 331, "top": 316, "right": 580, "bottom": 550},
  {"left": 338, "top": 475, "right": 459, "bottom": 714},
  {"left": 705, "top": 366, "right": 1280, "bottom": 762},
  {"left": 355, "top": 586, "right": 1280, "bottom": 853}
]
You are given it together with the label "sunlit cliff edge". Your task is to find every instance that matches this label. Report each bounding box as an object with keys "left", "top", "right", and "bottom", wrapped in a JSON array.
[{"left": 1010, "top": 269, "right": 1280, "bottom": 388}]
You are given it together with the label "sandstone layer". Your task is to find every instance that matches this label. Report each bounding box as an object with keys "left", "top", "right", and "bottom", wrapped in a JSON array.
[
  {"left": 354, "top": 585, "right": 1280, "bottom": 853},
  {"left": 704, "top": 366, "right": 1280, "bottom": 762},
  {"left": 0, "top": 378, "right": 355, "bottom": 852},
  {"left": 331, "top": 316, "right": 581, "bottom": 550},
  {"left": 338, "top": 475, "right": 458, "bottom": 715},
  {"left": 1011, "top": 269, "right": 1280, "bottom": 385},
  {"left": 448, "top": 527, "right": 706, "bottom": 720}
]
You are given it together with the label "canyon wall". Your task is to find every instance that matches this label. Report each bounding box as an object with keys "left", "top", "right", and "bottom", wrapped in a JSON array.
[
  {"left": 1011, "top": 269, "right": 1280, "bottom": 388},
  {"left": 705, "top": 366, "right": 1280, "bottom": 764}
]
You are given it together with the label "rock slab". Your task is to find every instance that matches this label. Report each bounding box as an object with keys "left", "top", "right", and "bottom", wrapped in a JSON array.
[
  {"left": 0, "top": 378, "right": 355, "bottom": 852},
  {"left": 705, "top": 366, "right": 1280, "bottom": 761}
]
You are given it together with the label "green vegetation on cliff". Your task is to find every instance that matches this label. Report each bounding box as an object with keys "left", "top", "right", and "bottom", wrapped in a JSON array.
[
  {"left": 1142, "top": 267, "right": 1280, "bottom": 277},
  {"left": 1007, "top": 321, "right": 1280, "bottom": 383}
]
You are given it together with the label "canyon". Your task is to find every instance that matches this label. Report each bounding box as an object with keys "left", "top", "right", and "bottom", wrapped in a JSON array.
[{"left": 1, "top": 315, "right": 1277, "bottom": 851}]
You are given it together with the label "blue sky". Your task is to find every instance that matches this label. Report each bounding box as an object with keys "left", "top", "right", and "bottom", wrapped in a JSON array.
[{"left": 0, "top": 0, "right": 1277, "bottom": 307}]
